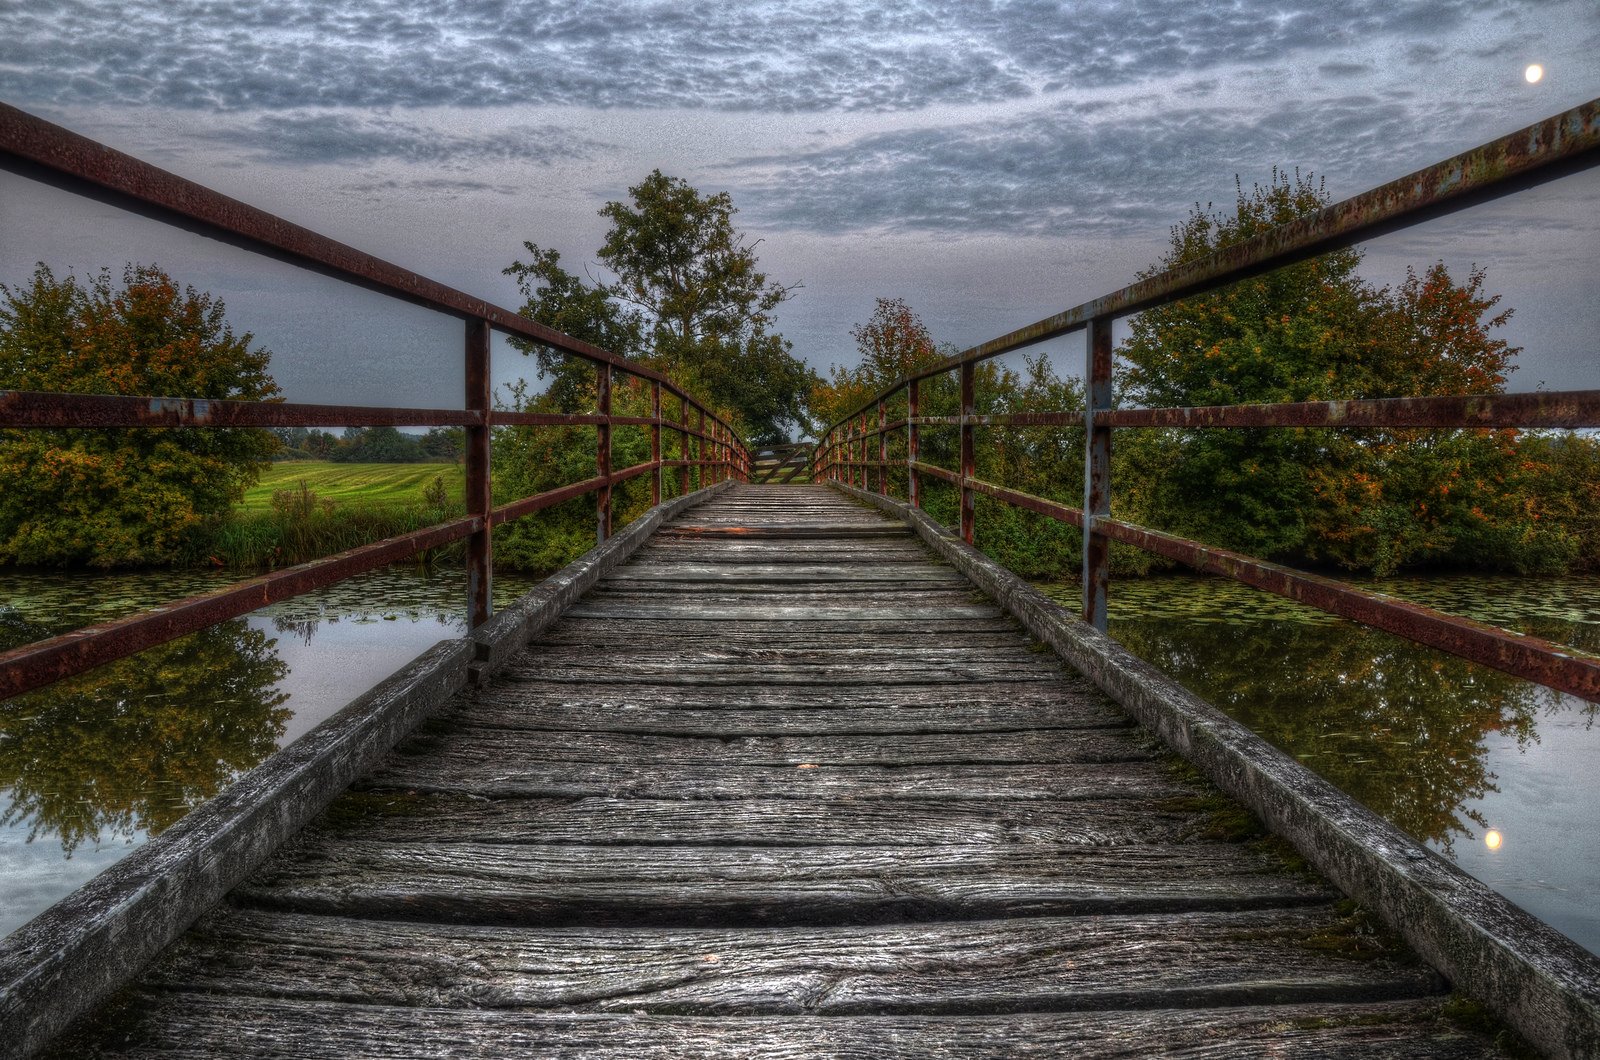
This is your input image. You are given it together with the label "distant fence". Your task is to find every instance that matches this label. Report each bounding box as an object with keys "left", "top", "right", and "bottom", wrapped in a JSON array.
[
  {"left": 813, "top": 98, "right": 1600, "bottom": 704},
  {"left": 0, "top": 102, "right": 749, "bottom": 701}
]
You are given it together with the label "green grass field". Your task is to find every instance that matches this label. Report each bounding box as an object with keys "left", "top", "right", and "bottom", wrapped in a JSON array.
[{"left": 239, "top": 462, "right": 465, "bottom": 510}]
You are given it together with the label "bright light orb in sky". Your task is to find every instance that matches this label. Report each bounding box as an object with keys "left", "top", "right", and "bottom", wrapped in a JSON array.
[
  {"left": 1485, "top": 829, "right": 1504, "bottom": 851},
  {"left": 1525, "top": 64, "right": 1545, "bottom": 83}
]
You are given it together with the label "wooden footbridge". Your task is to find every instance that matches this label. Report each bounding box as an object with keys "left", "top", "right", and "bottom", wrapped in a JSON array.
[{"left": 3, "top": 103, "right": 1600, "bottom": 1058}]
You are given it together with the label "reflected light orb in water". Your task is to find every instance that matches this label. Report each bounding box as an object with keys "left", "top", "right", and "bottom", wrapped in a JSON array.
[
  {"left": 1525, "top": 64, "right": 1544, "bottom": 84},
  {"left": 1485, "top": 829, "right": 1504, "bottom": 851}
]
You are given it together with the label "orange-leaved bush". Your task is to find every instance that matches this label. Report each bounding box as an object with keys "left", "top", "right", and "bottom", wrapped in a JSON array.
[{"left": 0, "top": 264, "right": 280, "bottom": 567}]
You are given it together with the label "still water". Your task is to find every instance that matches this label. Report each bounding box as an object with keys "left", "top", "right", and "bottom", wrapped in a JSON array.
[
  {"left": 1041, "top": 574, "right": 1600, "bottom": 956},
  {"left": 3, "top": 568, "right": 1598, "bottom": 958},
  {"left": 0, "top": 566, "right": 545, "bottom": 937}
]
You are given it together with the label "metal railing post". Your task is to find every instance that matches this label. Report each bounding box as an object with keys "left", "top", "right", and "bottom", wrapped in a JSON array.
[
  {"left": 877, "top": 398, "right": 887, "bottom": 494},
  {"left": 679, "top": 396, "right": 691, "bottom": 496},
  {"left": 960, "top": 361, "right": 976, "bottom": 544},
  {"left": 596, "top": 363, "right": 612, "bottom": 543},
  {"left": 697, "top": 407, "right": 706, "bottom": 490},
  {"left": 651, "top": 381, "right": 662, "bottom": 505},
  {"left": 907, "top": 380, "right": 921, "bottom": 509},
  {"left": 1082, "top": 316, "right": 1113, "bottom": 631},
  {"left": 464, "top": 318, "right": 492, "bottom": 628}
]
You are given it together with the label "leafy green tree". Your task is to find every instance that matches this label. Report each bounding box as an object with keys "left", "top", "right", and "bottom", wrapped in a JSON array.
[
  {"left": 505, "top": 171, "right": 815, "bottom": 443},
  {"left": 814, "top": 297, "right": 1087, "bottom": 578},
  {"left": 420, "top": 426, "right": 465, "bottom": 462},
  {"left": 331, "top": 425, "right": 424, "bottom": 463},
  {"left": 0, "top": 264, "right": 280, "bottom": 567},
  {"left": 1117, "top": 170, "right": 1564, "bottom": 574}
]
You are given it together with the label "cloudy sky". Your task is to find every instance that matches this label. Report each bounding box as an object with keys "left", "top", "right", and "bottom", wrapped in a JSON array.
[{"left": 1, "top": 0, "right": 1596, "bottom": 418}]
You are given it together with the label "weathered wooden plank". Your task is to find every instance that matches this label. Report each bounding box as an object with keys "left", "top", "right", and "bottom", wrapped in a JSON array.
[
  {"left": 392, "top": 727, "right": 1152, "bottom": 767},
  {"left": 44, "top": 998, "right": 1504, "bottom": 1060},
  {"left": 487, "top": 661, "right": 1065, "bottom": 687},
  {"left": 626, "top": 555, "right": 945, "bottom": 570},
  {"left": 652, "top": 528, "right": 915, "bottom": 544},
  {"left": 589, "top": 579, "right": 969, "bottom": 596},
  {"left": 606, "top": 563, "right": 966, "bottom": 582},
  {"left": 442, "top": 700, "right": 1132, "bottom": 735},
  {"left": 126, "top": 907, "right": 1435, "bottom": 1010},
  {"left": 536, "top": 619, "right": 1029, "bottom": 643},
  {"left": 511, "top": 644, "right": 1071, "bottom": 667},
  {"left": 304, "top": 793, "right": 1226, "bottom": 847},
  {"left": 586, "top": 586, "right": 984, "bottom": 604},
  {"left": 563, "top": 603, "right": 1006, "bottom": 621},
  {"left": 237, "top": 842, "right": 1330, "bottom": 925},
  {"left": 361, "top": 759, "right": 1196, "bottom": 802}
]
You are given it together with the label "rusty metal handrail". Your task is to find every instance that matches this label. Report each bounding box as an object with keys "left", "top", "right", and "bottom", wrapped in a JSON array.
[
  {"left": 812, "top": 97, "right": 1600, "bottom": 705},
  {"left": 0, "top": 103, "right": 750, "bottom": 702}
]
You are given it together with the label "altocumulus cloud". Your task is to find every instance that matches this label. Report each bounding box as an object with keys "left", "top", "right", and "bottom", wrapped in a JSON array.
[
  {"left": 197, "top": 112, "right": 609, "bottom": 166},
  {"left": 0, "top": 0, "right": 1529, "bottom": 114},
  {"left": 729, "top": 91, "right": 1485, "bottom": 237}
]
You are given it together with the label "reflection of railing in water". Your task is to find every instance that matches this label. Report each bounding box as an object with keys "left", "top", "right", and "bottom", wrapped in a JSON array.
[
  {"left": 0, "top": 102, "right": 750, "bottom": 704},
  {"left": 812, "top": 98, "right": 1600, "bottom": 706}
]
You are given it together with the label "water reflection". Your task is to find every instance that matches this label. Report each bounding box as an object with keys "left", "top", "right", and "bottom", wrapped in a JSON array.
[
  {"left": 0, "top": 565, "right": 546, "bottom": 938},
  {"left": 1112, "top": 608, "right": 1545, "bottom": 851},
  {"left": 1042, "top": 574, "right": 1600, "bottom": 952},
  {"left": 0, "top": 620, "right": 289, "bottom": 852}
]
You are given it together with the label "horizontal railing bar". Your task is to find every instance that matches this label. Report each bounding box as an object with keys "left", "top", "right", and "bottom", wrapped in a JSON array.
[
  {"left": 817, "top": 98, "right": 1600, "bottom": 441},
  {"left": 1097, "top": 515, "right": 1600, "bottom": 703},
  {"left": 908, "top": 412, "right": 1084, "bottom": 428},
  {"left": 0, "top": 516, "right": 479, "bottom": 701},
  {"left": 1103, "top": 389, "right": 1600, "bottom": 429},
  {"left": 0, "top": 392, "right": 757, "bottom": 445},
  {"left": 909, "top": 460, "right": 961, "bottom": 486},
  {"left": 966, "top": 478, "right": 1086, "bottom": 527},
  {"left": 0, "top": 391, "right": 479, "bottom": 429},
  {"left": 489, "top": 461, "right": 660, "bottom": 526},
  {"left": 0, "top": 103, "right": 744, "bottom": 445}
]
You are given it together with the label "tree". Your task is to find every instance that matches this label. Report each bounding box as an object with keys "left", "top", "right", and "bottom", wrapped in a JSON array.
[
  {"left": 1116, "top": 170, "right": 1564, "bottom": 574},
  {"left": 505, "top": 170, "right": 815, "bottom": 443},
  {"left": 0, "top": 264, "right": 280, "bottom": 567},
  {"left": 330, "top": 425, "right": 424, "bottom": 463},
  {"left": 810, "top": 297, "right": 946, "bottom": 431},
  {"left": 813, "top": 297, "right": 1086, "bottom": 578}
]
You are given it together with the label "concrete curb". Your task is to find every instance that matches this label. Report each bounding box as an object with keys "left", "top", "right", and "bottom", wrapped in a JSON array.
[
  {"left": 0, "top": 480, "right": 734, "bottom": 1058},
  {"left": 835, "top": 481, "right": 1600, "bottom": 1060}
]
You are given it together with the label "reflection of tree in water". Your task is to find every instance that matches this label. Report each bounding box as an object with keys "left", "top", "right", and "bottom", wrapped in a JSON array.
[
  {"left": 272, "top": 614, "right": 323, "bottom": 644},
  {"left": 1114, "top": 617, "right": 1543, "bottom": 852},
  {"left": 0, "top": 620, "right": 290, "bottom": 853}
]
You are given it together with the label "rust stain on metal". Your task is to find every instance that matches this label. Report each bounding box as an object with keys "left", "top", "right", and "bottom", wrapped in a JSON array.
[{"left": 1104, "top": 390, "right": 1600, "bottom": 430}]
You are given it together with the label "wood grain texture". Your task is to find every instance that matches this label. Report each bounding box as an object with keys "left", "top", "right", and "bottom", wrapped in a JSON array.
[
  {"left": 438, "top": 700, "right": 1132, "bottom": 735},
  {"left": 303, "top": 794, "right": 1209, "bottom": 846},
  {"left": 136, "top": 907, "right": 1434, "bottom": 1011},
  {"left": 360, "top": 759, "right": 1196, "bottom": 802},
  {"left": 44, "top": 484, "right": 1504, "bottom": 1059},
  {"left": 389, "top": 727, "right": 1153, "bottom": 767},
  {"left": 44, "top": 1000, "right": 1505, "bottom": 1059},
  {"left": 235, "top": 842, "right": 1334, "bottom": 924}
]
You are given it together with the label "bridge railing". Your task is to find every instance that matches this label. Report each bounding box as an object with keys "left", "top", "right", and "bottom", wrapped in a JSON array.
[
  {"left": 812, "top": 98, "right": 1600, "bottom": 705},
  {"left": 0, "top": 103, "right": 749, "bottom": 702}
]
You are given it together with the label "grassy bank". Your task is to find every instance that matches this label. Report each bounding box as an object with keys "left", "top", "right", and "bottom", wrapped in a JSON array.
[
  {"left": 216, "top": 463, "right": 464, "bottom": 569},
  {"left": 241, "top": 462, "right": 464, "bottom": 510}
]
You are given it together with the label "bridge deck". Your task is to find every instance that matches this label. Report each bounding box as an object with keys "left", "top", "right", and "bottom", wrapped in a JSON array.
[{"left": 52, "top": 485, "right": 1501, "bottom": 1057}]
